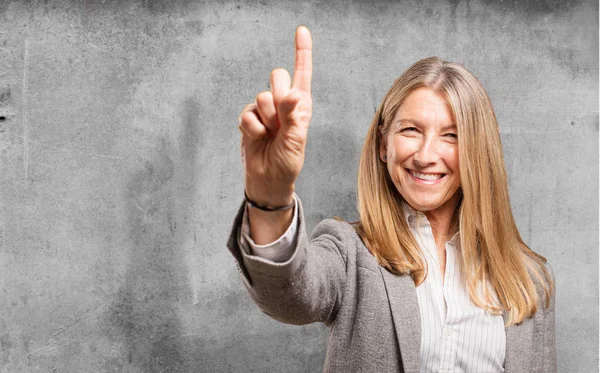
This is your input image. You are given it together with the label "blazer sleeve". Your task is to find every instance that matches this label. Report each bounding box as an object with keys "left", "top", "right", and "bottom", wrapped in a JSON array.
[{"left": 226, "top": 195, "right": 351, "bottom": 326}]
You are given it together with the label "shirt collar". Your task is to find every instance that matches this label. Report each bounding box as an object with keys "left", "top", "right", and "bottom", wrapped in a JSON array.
[
  {"left": 401, "top": 201, "right": 461, "bottom": 246},
  {"left": 401, "top": 201, "right": 426, "bottom": 225}
]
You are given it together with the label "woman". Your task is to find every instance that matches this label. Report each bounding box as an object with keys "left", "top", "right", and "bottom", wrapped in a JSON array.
[{"left": 228, "top": 26, "right": 556, "bottom": 372}]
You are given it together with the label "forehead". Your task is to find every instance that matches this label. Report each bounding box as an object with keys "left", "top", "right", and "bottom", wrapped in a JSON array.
[{"left": 394, "top": 87, "right": 454, "bottom": 124}]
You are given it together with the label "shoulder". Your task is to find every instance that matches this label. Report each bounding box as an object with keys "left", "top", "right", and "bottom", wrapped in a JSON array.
[
  {"left": 310, "top": 218, "right": 360, "bottom": 242},
  {"left": 308, "top": 219, "right": 363, "bottom": 257},
  {"left": 295, "top": 197, "right": 376, "bottom": 265},
  {"left": 522, "top": 253, "right": 555, "bottom": 313},
  {"left": 522, "top": 253, "right": 555, "bottom": 287},
  {"left": 310, "top": 219, "right": 374, "bottom": 255},
  {"left": 309, "top": 219, "right": 379, "bottom": 270}
]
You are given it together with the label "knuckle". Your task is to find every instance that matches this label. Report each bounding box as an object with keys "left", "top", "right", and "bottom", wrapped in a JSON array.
[
  {"left": 256, "top": 91, "right": 271, "bottom": 101},
  {"left": 238, "top": 122, "right": 253, "bottom": 138},
  {"left": 251, "top": 165, "right": 266, "bottom": 178},
  {"left": 239, "top": 104, "right": 256, "bottom": 123},
  {"left": 240, "top": 111, "right": 255, "bottom": 123},
  {"left": 256, "top": 91, "right": 273, "bottom": 107},
  {"left": 271, "top": 68, "right": 287, "bottom": 77}
]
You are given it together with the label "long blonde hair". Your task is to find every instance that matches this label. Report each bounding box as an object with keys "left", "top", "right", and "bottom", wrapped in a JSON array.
[{"left": 355, "top": 57, "right": 553, "bottom": 325}]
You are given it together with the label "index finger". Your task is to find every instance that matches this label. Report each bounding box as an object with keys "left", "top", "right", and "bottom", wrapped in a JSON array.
[{"left": 292, "top": 26, "right": 312, "bottom": 93}]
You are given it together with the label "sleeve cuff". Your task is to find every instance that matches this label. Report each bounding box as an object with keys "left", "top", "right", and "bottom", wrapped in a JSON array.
[{"left": 239, "top": 193, "right": 299, "bottom": 263}]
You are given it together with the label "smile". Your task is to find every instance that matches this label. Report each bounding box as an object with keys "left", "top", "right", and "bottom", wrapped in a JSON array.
[{"left": 407, "top": 169, "right": 445, "bottom": 182}]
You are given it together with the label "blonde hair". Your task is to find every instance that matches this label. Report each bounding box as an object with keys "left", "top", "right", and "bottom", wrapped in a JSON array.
[{"left": 354, "top": 57, "right": 553, "bottom": 325}]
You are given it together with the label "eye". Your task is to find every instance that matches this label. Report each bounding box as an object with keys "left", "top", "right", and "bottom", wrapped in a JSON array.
[
  {"left": 400, "top": 127, "right": 419, "bottom": 133},
  {"left": 444, "top": 133, "right": 458, "bottom": 139}
]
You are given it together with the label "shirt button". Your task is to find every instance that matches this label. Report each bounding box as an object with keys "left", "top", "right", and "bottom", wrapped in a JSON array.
[{"left": 443, "top": 326, "right": 453, "bottom": 337}]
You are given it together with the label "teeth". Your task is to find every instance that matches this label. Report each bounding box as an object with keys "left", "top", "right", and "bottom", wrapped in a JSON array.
[{"left": 410, "top": 170, "right": 444, "bottom": 181}]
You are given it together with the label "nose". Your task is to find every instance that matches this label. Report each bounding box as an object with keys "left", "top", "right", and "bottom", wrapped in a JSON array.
[{"left": 414, "top": 136, "right": 440, "bottom": 167}]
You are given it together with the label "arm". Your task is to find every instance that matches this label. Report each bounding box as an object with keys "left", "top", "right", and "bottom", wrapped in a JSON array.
[
  {"left": 227, "top": 195, "right": 349, "bottom": 326},
  {"left": 231, "top": 27, "right": 335, "bottom": 325}
]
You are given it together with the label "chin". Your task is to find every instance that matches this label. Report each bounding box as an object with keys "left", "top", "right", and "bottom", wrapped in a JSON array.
[
  {"left": 403, "top": 192, "right": 458, "bottom": 213},
  {"left": 406, "top": 200, "right": 443, "bottom": 212}
]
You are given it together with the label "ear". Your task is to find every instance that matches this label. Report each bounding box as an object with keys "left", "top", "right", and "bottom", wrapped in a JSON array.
[{"left": 379, "top": 129, "right": 387, "bottom": 163}]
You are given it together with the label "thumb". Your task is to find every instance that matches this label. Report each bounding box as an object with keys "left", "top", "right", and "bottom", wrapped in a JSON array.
[{"left": 277, "top": 90, "right": 306, "bottom": 130}]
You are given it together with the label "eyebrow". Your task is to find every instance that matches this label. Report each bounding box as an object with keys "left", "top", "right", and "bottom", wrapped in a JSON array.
[{"left": 396, "top": 118, "right": 457, "bottom": 131}]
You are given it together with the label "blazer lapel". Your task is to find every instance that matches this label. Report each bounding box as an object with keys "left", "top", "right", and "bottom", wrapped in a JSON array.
[{"left": 379, "top": 268, "right": 421, "bottom": 372}]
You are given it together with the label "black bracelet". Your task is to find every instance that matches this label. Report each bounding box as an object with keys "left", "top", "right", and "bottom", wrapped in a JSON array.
[{"left": 244, "top": 191, "right": 295, "bottom": 212}]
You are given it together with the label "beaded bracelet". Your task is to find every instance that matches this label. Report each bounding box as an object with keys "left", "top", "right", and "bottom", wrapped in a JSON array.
[{"left": 244, "top": 191, "right": 295, "bottom": 212}]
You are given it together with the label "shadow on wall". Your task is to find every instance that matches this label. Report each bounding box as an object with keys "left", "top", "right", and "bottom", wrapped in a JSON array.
[{"left": 101, "top": 97, "right": 203, "bottom": 372}]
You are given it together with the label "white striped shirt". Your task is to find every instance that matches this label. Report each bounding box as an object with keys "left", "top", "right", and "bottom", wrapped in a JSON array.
[
  {"left": 403, "top": 204, "right": 505, "bottom": 373},
  {"left": 240, "top": 196, "right": 506, "bottom": 372}
]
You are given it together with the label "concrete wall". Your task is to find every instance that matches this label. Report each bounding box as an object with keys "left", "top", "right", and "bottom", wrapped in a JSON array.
[{"left": 0, "top": 0, "right": 597, "bottom": 371}]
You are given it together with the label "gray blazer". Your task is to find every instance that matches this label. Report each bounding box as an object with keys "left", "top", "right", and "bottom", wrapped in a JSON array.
[{"left": 227, "top": 197, "right": 556, "bottom": 373}]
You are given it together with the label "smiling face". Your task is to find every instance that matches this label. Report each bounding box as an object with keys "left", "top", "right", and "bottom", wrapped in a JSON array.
[{"left": 380, "top": 87, "right": 461, "bottom": 216}]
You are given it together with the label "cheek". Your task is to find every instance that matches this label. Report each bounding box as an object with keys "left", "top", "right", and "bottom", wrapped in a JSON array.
[
  {"left": 388, "top": 137, "right": 415, "bottom": 163},
  {"left": 386, "top": 140, "right": 412, "bottom": 189},
  {"left": 442, "top": 146, "right": 461, "bottom": 188},
  {"left": 441, "top": 145, "right": 459, "bottom": 171}
]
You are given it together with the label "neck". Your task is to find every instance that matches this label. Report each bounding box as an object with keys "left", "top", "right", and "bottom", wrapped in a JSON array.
[{"left": 423, "top": 194, "right": 461, "bottom": 245}]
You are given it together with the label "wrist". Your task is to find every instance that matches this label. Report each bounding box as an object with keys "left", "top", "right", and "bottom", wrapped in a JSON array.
[
  {"left": 244, "top": 184, "right": 295, "bottom": 208},
  {"left": 245, "top": 191, "right": 295, "bottom": 211},
  {"left": 247, "top": 197, "right": 295, "bottom": 245}
]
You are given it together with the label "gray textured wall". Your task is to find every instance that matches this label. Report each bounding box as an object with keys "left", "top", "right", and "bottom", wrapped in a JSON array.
[{"left": 0, "top": 0, "right": 597, "bottom": 372}]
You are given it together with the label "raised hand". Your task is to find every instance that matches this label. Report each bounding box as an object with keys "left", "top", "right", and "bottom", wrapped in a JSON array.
[{"left": 238, "top": 26, "right": 313, "bottom": 209}]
